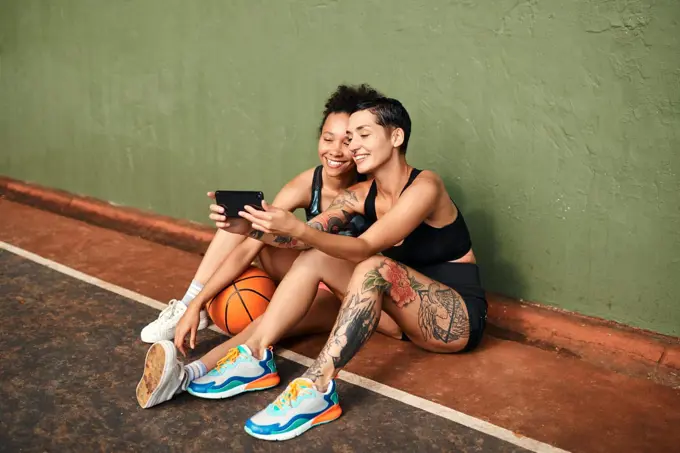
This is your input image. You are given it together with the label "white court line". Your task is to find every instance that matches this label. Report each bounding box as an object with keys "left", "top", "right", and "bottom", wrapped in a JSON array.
[{"left": 0, "top": 240, "right": 570, "bottom": 453}]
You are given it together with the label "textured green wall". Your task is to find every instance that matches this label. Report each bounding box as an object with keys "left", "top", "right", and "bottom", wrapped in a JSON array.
[{"left": 1, "top": 1, "right": 679, "bottom": 335}]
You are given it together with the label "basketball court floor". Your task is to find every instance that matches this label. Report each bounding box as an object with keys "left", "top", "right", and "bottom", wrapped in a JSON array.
[
  {"left": 1, "top": 200, "right": 679, "bottom": 453},
  {"left": 0, "top": 244, "right": 553, "bottom": 452}
]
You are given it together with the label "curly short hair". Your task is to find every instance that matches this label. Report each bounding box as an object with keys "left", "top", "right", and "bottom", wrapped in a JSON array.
[{"left": 319, "top": 84, "right": 384, "bottom": 134}]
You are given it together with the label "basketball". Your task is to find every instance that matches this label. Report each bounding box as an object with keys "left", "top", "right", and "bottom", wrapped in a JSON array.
[{"left": 206, "top": 266, "right": 276, "bottom": 335}]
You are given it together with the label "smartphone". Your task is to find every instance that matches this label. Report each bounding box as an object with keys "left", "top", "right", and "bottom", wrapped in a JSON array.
[{"left": 214, "top": 190, "right": 264, "bottom": 216}]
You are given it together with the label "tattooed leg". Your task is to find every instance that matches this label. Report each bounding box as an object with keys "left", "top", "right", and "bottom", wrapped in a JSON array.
[
  {"left": 302, "top": 257, "right": 471, "bottom": 388},
  {"left": 364, "top": 258, "right": 470, "bottom": 345},
  {"left": 302, "top": 259, "right": 383, "bottom": 388}
]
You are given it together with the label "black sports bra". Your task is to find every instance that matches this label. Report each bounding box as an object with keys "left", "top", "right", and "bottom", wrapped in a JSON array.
[
  {"left": 363, "top": 168, "right": 472, "bottom": 268},
  {"left": 305, "top": 166, "right": 370, "bottom": 237}
]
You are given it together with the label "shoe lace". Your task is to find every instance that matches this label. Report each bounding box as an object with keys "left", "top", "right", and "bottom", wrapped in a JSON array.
[
  {"left": 214, "top": 348, "right": 241, "bottom": 373},
  {"left": 158, "top": 300, "right": 180, "bottom": 320},
  {"left": 273, "top": 379, "right": 309, "bottom": 410}
]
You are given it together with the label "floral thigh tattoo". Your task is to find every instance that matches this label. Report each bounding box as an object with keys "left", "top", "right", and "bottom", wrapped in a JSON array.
[{"left": 364, "top": 260, "right": 469, "bottom": 343}]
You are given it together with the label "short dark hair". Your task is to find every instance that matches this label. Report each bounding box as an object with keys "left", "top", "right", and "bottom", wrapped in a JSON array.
[
  {"left": 319, "top": 84, "right": 383, "bottom": 134},
  {"left": 353, "top": 97, "right": 412, "bottom": 153}
]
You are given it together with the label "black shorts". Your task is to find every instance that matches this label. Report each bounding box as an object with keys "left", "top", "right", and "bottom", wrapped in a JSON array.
[{"left": 400, "top": 262, "right": 487, "bottom": 352}]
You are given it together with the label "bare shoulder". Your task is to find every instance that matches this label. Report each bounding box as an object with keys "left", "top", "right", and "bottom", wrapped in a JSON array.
[
  {"left": 412, "top": 170, "right": 457, "bottom": 218},
  {"left": 286, "top": 167, "right": 317, "bottom": 191},
  {"left": 348, "top": 179, "right": 372, "bottom": 200},
  {"left": 410, "top": 170, "right": 444, "bottom": 193},
  {"left": 417, "top": 170, "right": 444, "bottom": 185},
  {"left": 271, "top": 166, "right": 317, "bottom": 210}
]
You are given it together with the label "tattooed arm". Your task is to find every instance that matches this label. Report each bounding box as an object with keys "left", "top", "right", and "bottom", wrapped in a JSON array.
[
  {"left": 241, "top": 171, "right": 445, "bottom": 262},
  {"left": 241, "top": 188, "right": 363, "bottom": 250},
  {"left": 294, "top": 172, "right": 443, "bottom": 262}
]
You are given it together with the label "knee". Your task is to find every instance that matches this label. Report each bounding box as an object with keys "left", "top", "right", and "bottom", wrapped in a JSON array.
[
  {"left": 352, "top": 255, "right": 388, "bottom": 283},
  {"left": 258, "top": 246, "right": 272, "bottom": 266},
  {"left": 258, "top": 246, "right": 281, "bottom": 279},
  {"left": 294, "top": 249, "right": 336, "bottom": 269},
  {"left": 354, "top": 255, "right": 385, "bottom": 272}
]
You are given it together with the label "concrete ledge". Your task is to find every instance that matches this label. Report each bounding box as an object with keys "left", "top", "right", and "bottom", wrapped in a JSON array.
[
  {"left": 2, "top": 175, "right": 679, "bottom": 384},
  {"left": 487, "top": 294, "right": 679, "bottom": 386},
  {"left": 0, "top": 177, "right": 213, "bottom": 255}
]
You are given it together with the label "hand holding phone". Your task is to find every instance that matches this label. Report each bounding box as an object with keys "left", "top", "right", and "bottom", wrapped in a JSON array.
[
  {"left": 208, "top": 190, "right": 264, "bottom": 234},
  {"left": 214, "top": 190, "right": 264, "bottom": 216}
]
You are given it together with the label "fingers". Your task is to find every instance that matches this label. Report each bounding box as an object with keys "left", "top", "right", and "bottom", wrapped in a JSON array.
[
  {"left": 238, "top": 209, "right": 266, "bottom": 226},
  {"left": 209, "top": 204, "right": 229, "bottom": 227},
  {"left": 207, "top": 192, "right": 216, "bottom": 199},
  {"left": 243, "top": 204, "right": 273, "bottom": 219},
  {"left": 249, "top": 222, "right": 272, "bottom": 234},
  {"left": 236, "top": 210, "right": 271, "bottom": 233},
  {"left": 190, "top": 327, "right": 197, "bottom": 350},
  {"left": 175, "top": 335, "right": 187, "bottom": 357},
  {"left": 237, "top": 210, "right": 256, "bottom": 224},
  {"left": 209, "top": 204, "right": 225, "bottom": 215},
  {"left": 210, "top": 216, "right": 230, "bottom": 229}
]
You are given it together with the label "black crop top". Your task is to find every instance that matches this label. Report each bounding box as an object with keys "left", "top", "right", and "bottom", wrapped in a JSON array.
[
  {"left": 304, "top": 166, "right": 370, "bottom": 237},
  {"left": 363, "top": 168, "right": 472, "bottom": 268}
]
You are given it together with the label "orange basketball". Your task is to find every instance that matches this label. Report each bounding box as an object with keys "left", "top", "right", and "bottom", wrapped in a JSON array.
[{"left": 206, "top": 266, "right": 276, "bottom": 335}]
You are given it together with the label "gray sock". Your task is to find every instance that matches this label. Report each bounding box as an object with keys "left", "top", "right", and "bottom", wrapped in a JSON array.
[
  {"left": 184, "top": 360, "right": 208, "bottom": 382},
  {"left": 181, "top": 279, "right": 204, "bottom": 307}
]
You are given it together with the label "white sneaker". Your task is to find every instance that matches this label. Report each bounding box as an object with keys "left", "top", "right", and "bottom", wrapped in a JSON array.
[
  {"left": 140, "top": 299, "right": 209, "bottom": 343},
  {"left": 187, "top": 345, "right": 280, "bottom": 399},
  {"left": 136, "top": 340, "right": 188, "bottom": 409},
  {"left": 244, "top": 378, "right": 342, "bottom": 440}
]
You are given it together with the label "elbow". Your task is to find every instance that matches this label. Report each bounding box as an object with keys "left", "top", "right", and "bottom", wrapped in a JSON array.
[
  {"left": 346, "top": 254, "right": 368, "bottom": 264},
  {"left": 345, "top": 243, "right": 378, "bottom": 264}
]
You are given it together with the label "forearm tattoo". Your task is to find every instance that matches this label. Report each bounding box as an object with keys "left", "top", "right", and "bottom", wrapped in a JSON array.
[
  {"left": 307, "top": 189, "right": 358, "bottom": 234},
  {"left": 308, "top": 209, "right": 353, "bottom": 234},
  {"left": 247, "top": 229, "right": 310, "bottom": 250},
  {"left": 269, "top": 235, "right": 309, "bottom": 249},
  {"left": 246, "top": 191, "right": 357, "bottom": 249}
]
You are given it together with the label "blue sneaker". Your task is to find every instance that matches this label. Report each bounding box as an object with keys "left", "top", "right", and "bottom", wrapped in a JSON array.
[
  {"left": 186, "top": 345, "right": 279, "bottom": 399},
  {"left": 244, "top": 378, "right": 342, "bottom": 441}
]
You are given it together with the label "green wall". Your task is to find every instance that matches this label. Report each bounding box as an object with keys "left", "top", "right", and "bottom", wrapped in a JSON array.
[{"left": 1, "top": 1, "right": 679, "bottom": 336}]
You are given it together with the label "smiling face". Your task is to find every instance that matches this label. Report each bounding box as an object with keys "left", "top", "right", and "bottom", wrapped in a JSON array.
[
  {"left": 317, "top": 112, "right": 356, "bottom": 177},
  {"left": 346, "top": 109, "right": 404, "bottom": 174}
]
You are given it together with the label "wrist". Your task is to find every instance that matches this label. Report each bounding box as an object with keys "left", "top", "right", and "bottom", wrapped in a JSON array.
[
  {"left": 188, "top": 299, "right": 204, "bottom": 311},
  {"left": 292, "top": 221, "right": 307, "bottom": 239}
]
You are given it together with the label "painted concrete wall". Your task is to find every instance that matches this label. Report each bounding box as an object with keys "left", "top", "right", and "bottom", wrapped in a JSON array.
[{"left": 1, "top": 1, "right": 678, "bottom": 335}]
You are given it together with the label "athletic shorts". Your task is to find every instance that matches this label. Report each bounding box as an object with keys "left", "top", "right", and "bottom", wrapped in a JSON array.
[{"left": 401, "top": 262, "right": 487, "bottom": 352}]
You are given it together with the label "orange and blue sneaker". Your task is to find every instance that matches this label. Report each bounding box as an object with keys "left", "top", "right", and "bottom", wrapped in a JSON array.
[
  {"left": 244, "top": 378, "right": 342, "bottom": 441},
  {"left": 186, "top": 345, "right": 279, "bottom": 399}
]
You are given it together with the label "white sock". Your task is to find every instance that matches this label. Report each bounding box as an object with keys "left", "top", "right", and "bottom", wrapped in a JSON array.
[
  {"left": 181, "top": 279, "right": 204, "bottom": 307},
  {"left": 184, "top": 360, "right": 208, "bottom": 382}
]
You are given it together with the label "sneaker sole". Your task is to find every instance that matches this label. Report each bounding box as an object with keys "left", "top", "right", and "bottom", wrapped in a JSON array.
[
  {"left": 135, "top": 343, "right": 167, "bottom": 408},
  {"left": 187, "top": 373, "right": 280, "bottom": 400},
  {"left": 244, "top": 404, "right": 342, "bottom": 441}
]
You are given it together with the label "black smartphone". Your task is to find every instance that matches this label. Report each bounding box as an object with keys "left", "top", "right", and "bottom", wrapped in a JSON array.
[{"left": 214, "top": 190, "right": 264, "bottom": 216}]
